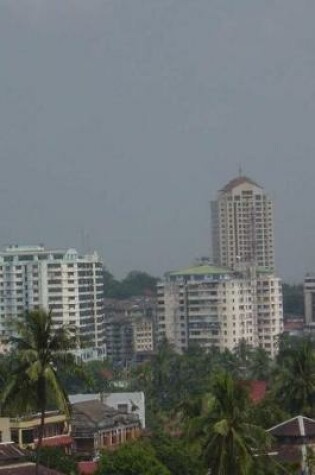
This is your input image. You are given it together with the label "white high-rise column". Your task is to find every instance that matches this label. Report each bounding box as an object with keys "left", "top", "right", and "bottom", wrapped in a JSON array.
[{"left": 211, "top": 176, "right": 275, "bottom": 270}]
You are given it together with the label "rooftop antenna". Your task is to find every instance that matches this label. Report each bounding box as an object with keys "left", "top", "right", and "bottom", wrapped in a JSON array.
[{"left": 238, "top": 164, "right": 243, "bottom": 177}]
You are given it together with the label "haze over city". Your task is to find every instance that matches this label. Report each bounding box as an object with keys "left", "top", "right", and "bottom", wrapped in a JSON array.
[{"left": 1, "top": 1, "right": 315, "bottom": 281}]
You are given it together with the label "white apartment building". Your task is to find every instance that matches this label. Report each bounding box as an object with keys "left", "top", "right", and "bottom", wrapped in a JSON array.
[
  {"left": 157, "top": 264, "right": 283, "bottom": 357},
  {"left": 304, "top": 274, "right": 315, "bottom": 326},
  {"left": 0, "top": 245, "right": 105, "bottom": 354},
  {"left": 211, "top": 176, "right": 275, "bottom": 270}
]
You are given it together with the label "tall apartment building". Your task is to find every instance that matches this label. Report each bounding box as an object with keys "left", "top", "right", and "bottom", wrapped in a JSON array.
[
  {"left": 0, "top": 245, "right": 105, "bottom": 355},
  {"left": 211, "top": 176, "right": 275, "bottom": 270},
  {"left": 304, "top": 274, "right": 315, "bottom": 326},
  {"left": 104, "top": 297, "right": 156, "bottom": 366},
  {"left": 157, "top": 264, "right": 283, "bottom": 357}
]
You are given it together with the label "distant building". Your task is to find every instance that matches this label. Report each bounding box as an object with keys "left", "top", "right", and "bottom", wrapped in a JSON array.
[
  {"left": 104, "top": 297, "right": 156, "bottom": 366},
  {"left": 0, "top": 245, "right": 105, "bottom": 353},
  {"left": 69, "top": 391, "right": 145, "bottom": 429},
  {"left": 157, "top": 264, "right": 283, "bottom": 357},
  {"left": 211, "top": 176, "right": 275, "bottom": 270},
  {"left": 304, "top": 274, "right": 315, "bottom": 327},
  {"left": 71, "top": 400, "right": 141, "bottom": 458}
]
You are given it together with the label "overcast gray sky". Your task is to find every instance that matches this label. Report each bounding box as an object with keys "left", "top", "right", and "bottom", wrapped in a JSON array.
[{"left": 0, "top": 0, "right": 315, "bottom": 281}]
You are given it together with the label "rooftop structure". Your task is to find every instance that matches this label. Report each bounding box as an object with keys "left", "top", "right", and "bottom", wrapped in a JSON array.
[
  {"left": 69, "top": 391, "right": 145, "bottom": 428},
  {"left": 71, "top": 400, "right": 141, "bottom": 457},
  {"left": 268, "top": 415, "right": 315, "bottom": 472}
]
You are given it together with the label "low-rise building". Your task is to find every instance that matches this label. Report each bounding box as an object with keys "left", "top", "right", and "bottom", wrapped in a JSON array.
[
  {"left": 0, "top": 411, "right": 72, "bottom": 451},
  {"left": 71, "top": 400, "right": 141, "bottom": 458},
  {"left": 268, "top": 415, "right": 315, "bottom": 473},
  {"left": 69, "top": 392, "right": 145, "bottom": 429}
]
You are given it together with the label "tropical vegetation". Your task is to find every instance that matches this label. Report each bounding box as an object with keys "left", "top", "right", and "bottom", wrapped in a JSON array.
[
  {"left": 0, "top": 298, "right": 314, "bottom": 474},
  {"left": 1, "top": 309, "right": 81, "bottom": 475}
]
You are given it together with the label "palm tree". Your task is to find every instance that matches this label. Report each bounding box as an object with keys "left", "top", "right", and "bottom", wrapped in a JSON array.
[
  {"left": 273, "top": 336, "right": 315, "bottom": 416},
  {"left": 248, "top": 347, "right": 272, "bottom": 381},
  {"left": 203, "top": 372, "right": 271, "bottom": 475},
  {"left": 1, "top": 309, "right": 79, "bottom": 475}
]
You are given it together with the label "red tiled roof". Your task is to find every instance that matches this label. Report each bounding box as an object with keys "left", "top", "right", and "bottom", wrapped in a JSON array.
[
  {"left": 36, "top": 435, "right": 73, "bottom": 448},
  {"left": 239, "top": 380, "right": 267, "bottom": 404},
  {"left": 249, "top": 380, "right": 267, "bottom": 404},
  {"left": 283, "top": 321, "right": 304, "bottom": 331},
  {"left": 78, "top": 461, "right": 98, "bottom": 475}
]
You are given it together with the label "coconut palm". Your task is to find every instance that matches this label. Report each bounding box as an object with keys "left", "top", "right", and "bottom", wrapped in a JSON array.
[
  {"left": 1, "top": 309, "right": 79, "bottom": 475},
  {"left": 273, "top": 336, "right": 315, "bottom": 416},
  {"left": 203, "top": 372, "right": 271, "bottom": 475},
  {"left": 248, "top": 347, "right": 272, "bottom": 381}
]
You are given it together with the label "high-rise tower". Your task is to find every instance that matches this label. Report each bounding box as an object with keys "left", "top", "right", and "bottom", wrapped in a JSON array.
[
  {"left": 211, "top": 176, "right": 275, "bottom": 270},
  {"left": 0, "top": 245, "right": 105, "bottom": 357}
]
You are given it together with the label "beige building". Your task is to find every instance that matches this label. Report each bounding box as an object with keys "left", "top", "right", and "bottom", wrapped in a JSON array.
[
  {"left": 157, "top": 264, "right": 283, "bottom": 357},
  {"left": 211, "top": 176, "right": 275, "bottom": 270},
  {"left": 0, "top": 411, "right": 71, "bottom": 450}
]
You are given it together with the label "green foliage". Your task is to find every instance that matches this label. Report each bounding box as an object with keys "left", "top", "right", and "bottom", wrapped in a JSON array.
[
  {"left": 1, "top": 309, "right": 78, "bottom": 418},
  {"left": 273, "top": 335, "right": 315, "bottom": 416},
  {"left": 97, "top": 441, "right": 171, "bottom": 475},
  {"left": 201, "top": 372, "right": 272, "bottom": 475},
  {"left": 150, "top": 431, "right": 207, "bottom": 475},
  {"left": 60, "top": 359, "right": 113, "bottom": 394},
  {"left": 37, "top": 447, "right": 78, "bottom": 474},
  {"left": 248, "top": 394, "right": 290, "bottom": 429},
  {"left": 0, "top": 309, "right": 83, "bottom": 475},
  {"left": 282, "top": 283, "right": 304, "bottom": 316},
  {"left": 103, "top": 269, "right": 159, "bottom": 299}
]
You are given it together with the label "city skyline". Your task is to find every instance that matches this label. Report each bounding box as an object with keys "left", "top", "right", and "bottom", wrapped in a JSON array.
[{"left": 1, "top": 1, "right": 315, "bottom": 282}]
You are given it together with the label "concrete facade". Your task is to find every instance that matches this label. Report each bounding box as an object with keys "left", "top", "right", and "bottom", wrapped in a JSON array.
[
  {"left": 157, "top": 264, "right": 283, "bottom": 357},
  {"left": 211, "top": 176, "right": 275, "bottom": 270},
  {"left": 0, "top": 245, "right": 105, "bottom": 352}
]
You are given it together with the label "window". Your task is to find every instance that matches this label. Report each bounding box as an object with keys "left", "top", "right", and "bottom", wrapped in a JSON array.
[{"left": 118, "top": 404, "right": 128, "bottom": 413}]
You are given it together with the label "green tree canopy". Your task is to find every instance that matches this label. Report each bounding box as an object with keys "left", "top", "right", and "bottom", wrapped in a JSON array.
[
  {"left": 1, "top": 309, "right": 81, "bottom": 475},
  {"left": 103, "top": 269, "right": 159, "bottom": 299},
  {"left": 273, "top": 335, "right": 315, "bottom": 416},
  {"left": 282, "top": 283, "right": 304, "bottom": 316},
  {"left": 97, "top": 441, "right": 171, "bottom": 475}
]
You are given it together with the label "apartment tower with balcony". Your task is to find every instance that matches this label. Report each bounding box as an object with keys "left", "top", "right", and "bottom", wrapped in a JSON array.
[
  {"left": 157, "top": 264, "right": 283, "bottom": 357},
  {"left": 0, "top": 245, "right": 105, "bottom": 356},
  {"left": 211, "top": 176, "right": 275, "bottom": 270}
]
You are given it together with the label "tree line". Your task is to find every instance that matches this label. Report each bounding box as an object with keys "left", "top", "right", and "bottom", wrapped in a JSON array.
[
  {"left": 103, "top": 268, "right": 305, "bottom": 318},
  {"left": 0, "top": 308, "right": 313, "bottom": 474}
]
